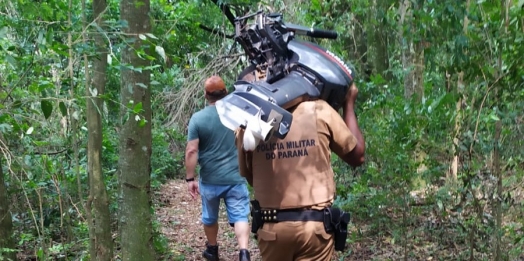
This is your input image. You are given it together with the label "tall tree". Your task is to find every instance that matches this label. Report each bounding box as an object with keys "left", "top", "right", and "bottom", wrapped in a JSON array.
[
  {"left": 399, "top": 0, "right": 425, "bottom": 101},
  {"left": 118, "top": 0, "right": 155, "bottom": 259},
  {"left": 368, "top": 0, "right": 391, "bottom": 80},
  {"left": 84, "top": 0, "right": 113, "bottom": 258},
  {"left": 492, "top": 1, "right": 511, "bottom": 259},
  {"left": 398, "top": 0, "right": 427, "bottom": 188},
  {"left": 450, "top": 0, "right": 471, "bottom": 182},
  {"left": 0, "top": 155, "right": 16, "bottom": 261}
]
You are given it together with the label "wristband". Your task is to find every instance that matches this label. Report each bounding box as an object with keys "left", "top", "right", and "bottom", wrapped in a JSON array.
[{"left": 185, "top": 177, "right": 195, "bottom": 182}]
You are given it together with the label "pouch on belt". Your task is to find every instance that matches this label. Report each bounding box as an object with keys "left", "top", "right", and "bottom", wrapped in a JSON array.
[
  {"left": 250, "top": 200, "right": 263, "bottom": 234},
  {"left": 323, "top": 207, "right": 351, "bottom": 251}
]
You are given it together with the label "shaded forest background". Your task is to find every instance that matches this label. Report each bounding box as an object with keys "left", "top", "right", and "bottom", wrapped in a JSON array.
[{"left": 0, "top": 0, "right": 523, "bottom": 260}]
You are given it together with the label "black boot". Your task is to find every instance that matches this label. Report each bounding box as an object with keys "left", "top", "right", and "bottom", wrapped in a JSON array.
[
  {"left": 203, "top": 241, "right": 219, "bottom": 261},
  {"left": 239, "top": 249, "right": 251, "bottom": 261}
]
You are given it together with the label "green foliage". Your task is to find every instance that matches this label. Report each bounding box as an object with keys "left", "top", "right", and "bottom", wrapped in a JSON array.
[
  {"left": 151, "top": 127, "right": 177, "bottom": 187},
  {"left": 0, "top": 0, "right": 523, "bottom": 259},
  {"left": 311, "top": 0, "right": 524, "bottom": 259}
]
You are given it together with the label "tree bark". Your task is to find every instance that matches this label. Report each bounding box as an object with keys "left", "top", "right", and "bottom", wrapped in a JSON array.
[
  {"left": 0, "top": 157, "right": 16, "bottom": 261},
  {"left": 493, "top": 1, "right": 510, "bottom": 259},
  {"left": 413, "top": 41, "right": 425, "bottom": 101},
  {"left": 493, "top": 119, "right": 502, "bottom": 261},
  {"left": 369, "top": 0, "right": 390, "bottom": 80},
  {"left": 399, "top": 0, "right": 427, "bottom": 189},
  {"left": 449, "top": 0, "right": 471, "bottom": 182},
  {"left": 118, "top": 0, "right": 155, "bottom": 259},
  {"left": 85, "top": 0, "right": 113, "bottom": 259},
  {"left": 353, "top": 14, "right": 370, "bottom": 80},
  {"left": 399, "top": 0, "right": 413, "bottom": 99},
  {"left": 400, "top": 0, "right": 424, "bottom": 101}
]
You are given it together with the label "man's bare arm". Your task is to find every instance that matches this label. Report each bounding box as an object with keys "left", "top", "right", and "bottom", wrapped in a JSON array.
[
  {"left": 235, "top": 128, "right": 254, "bottom": 186},
  {"left": 185, "top": 139, "right": 199, "bottom": 179},
  {"left": 244, "top": 152, "right": 254, "bottom": 186},
  {"left": 341, "top": 84, "right": 365, "bottom": 167}
]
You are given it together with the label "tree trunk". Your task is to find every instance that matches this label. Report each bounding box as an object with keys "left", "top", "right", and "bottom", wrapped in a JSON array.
[
  {"left": 85, "top": 0, "right": 113, "bottom": 258},
  {"left": 369, "top": 0, "right": 390, "bottom": 80},
  {"left": 399, "top": 0, "right": 427, "bottom": 189},
  {"left": 450, "top": 72, "right": 464, "bottom": 182},
  {"left": 493, "top": 1, "right": 510, "bottom": 259},
  {"left": 413, "top": 41, "right": 425, "bottom": 100},
  {"left": 355, "top": 14, "right": 370, "bottom": 81},
  {"left": 0, "top": 157, "right": 16, "bottom": 261},
  {"left": 399, "top": 0, "right": 413, "bottom": 99},
  {"left": 118, "top": 0, "right": 155, "bottom": 259},
  {"left": 493, "top": 119, "right": 502, "bottom": 260},
  {"left": 413, "top": 8, "right": 426, "bottom": 180},
  {"left": 400, "top": 0, "right": 424, "bottom": 101},
  {"left": 449, "top": 0, "right": 471, "bottom": 182}
]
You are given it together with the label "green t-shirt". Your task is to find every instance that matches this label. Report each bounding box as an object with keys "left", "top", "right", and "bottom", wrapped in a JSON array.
[{"left": 187, "top": 105, "right": 246, "bottom": 185}]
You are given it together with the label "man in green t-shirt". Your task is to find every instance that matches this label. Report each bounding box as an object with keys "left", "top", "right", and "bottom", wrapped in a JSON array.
[{"left": 185, "top": 75, "right": 251, "bottom": 261}]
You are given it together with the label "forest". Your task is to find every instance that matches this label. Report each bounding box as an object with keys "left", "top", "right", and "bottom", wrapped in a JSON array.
[{"left": 0, "top": 0, "right": 523, "bottom": 260}]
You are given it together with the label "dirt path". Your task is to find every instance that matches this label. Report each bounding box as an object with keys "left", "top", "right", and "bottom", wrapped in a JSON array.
[
  {"left": 154, "top": 179, "right": 378, "bottom": 261},
  {"left": 154, "top": 179, "right": 262, "bottom": 261}
]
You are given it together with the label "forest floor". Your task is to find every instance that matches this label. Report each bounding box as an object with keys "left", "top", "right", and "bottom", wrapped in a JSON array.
[{"left": 154, "top": 179, "right": 403, "bottom": 261}]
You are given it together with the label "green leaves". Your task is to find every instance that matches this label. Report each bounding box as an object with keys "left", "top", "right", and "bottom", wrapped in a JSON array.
[
  {"left": 136, "top": 83, "right": 147, "bottom": 89},
  {"left": 59, "top": 102, "right": 67, "bottom": 117},
  {"left": 0, "top": 26, "right": 9, "bottom": 40},
  {"left": 0, "top": 123, "right": 12, "bottom": 133},
  {"left": 155, "top": 46, "right": 166, "bottom": 63},
  {"left": 427, "top": 93, "right": 453, "bottom": 114},
  {"left": 40, "top": 100, "right": 53, "bottom": 119},
  {"left": 132, "top": 102, "right": 148, "bottom": 127},
  {"left": 138, "top": 33, "right": 158, "bottom": 40},
  {"left": 122, "top": 101, "right": 148, "bottom": 127},
  {"left": 136, "top": 33, "right": 167, "bottom": 64},
  {"left": 132, "top": 102, "right": 143, "bottom": 114}
]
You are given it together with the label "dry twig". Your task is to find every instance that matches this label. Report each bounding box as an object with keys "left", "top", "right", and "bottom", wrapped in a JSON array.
[{"left": 161, "top": 45, "right": 245, "bottom": 130}]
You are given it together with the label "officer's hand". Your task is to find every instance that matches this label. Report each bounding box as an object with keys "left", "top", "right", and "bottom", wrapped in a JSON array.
[
  {"left": 187, "top": 181, "right": 200, "bottom": 200},
  {"left": 345, "top": 83, "right": 359, "bottom": 106}
]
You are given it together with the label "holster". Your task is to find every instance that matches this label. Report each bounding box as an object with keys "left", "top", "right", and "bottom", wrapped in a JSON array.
[
  {"left": 250, "top": 200, "right": 264, "bottom": 235},
  {"left": 323, "top": 207, "right": 351, "bottom": 252}
]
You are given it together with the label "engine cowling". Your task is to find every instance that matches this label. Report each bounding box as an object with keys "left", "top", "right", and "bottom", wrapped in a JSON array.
[
  {"left": 287, "top": 40, "right": 355, "bottom": 111},
  {"left": 216, "top": 41, "right": 355, "bottom": 150}
]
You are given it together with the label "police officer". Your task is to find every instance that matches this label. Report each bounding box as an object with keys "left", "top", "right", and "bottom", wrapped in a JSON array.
[{"left": 235, "top": 82, "right": 365, "bottom": 261}]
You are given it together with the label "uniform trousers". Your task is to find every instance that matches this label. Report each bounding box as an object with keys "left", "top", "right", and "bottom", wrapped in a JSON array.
[{"left": 256, "top": 220, "right": 334, "bottom": 261}]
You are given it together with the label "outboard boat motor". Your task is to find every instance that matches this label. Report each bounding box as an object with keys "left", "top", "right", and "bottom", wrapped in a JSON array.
[{"left": 215, "top": 10, "right": 355, "bottom": 151}]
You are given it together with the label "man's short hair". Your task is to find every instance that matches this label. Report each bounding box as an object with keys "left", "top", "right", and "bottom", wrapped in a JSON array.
[{"left": 205, "top": 76, "right": 227, "bottom": 96}]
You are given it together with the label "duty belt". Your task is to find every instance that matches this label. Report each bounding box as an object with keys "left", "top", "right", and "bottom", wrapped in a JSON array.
[
  {"left": 250, "top": 200, "right": 351, "bottom": 252},
  {"left": 260, "top": 208, "right": 325, "bottom": 223}
]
